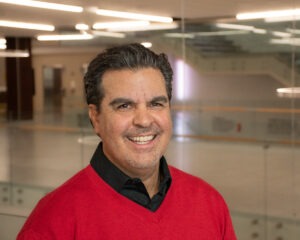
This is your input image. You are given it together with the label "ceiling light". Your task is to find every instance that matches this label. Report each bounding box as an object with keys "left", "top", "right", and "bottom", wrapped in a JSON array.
[
  {"left": 91, "top": 31, "right": 125, "bottom": 38},
  {"left": 252, "top": 28, "right": 267, "bottom": 34},
  {"left": 93, "top": 21, "right": 149, "bottom": 30},
  {"left": 265, "top": 15, "right": 300, "bottom": 22},
  {"left": 37, "top": 34, "right": 93, "bottom": 41},
  {"left": 237, "top": 8, "right": 300, "bottom": 20},
  {"left": 0, "top": 50, "right": 29, "bottom": 57},
  {"left": 0, "top": 38, "right": 6, "bottom": 44},
  {"left": 0, "top": 0, "right": 83, "bottom": 12},
  {"left": 215, "top": 23, "right": 267, "bottom": 34},
  {"left": 287, "top": 28, "right": 300, "bottom": 34},
  {"left": 270, "top": 39, "right": 290, "bottom": 45},
  {"left": 0, "top": 20, "right": 54, "bottom": 31},
  {"left": 75, "top": 24, "right": 89, "bottom": 31},
  {"left": 276, "top": 87, "right": 300, "bottom": 98},
  {"left": 270, "top": 38, "right": 300, "bottom": 46},
  {"left": 215, "top": 23, "right": 254, "bottom": 31},
  {"left": 108, "top": 22, "right": 178, "bottom": 32},
  {"left": 164, "top": 33, "right": 195, "bottom": 39},
  {"left": 96, "top": 9, "right": 173, "bottom": 23},
  {"left": 196, "top": 30, "right": 250, "bottom": 36},
  {"left": 141, "top": 42, "right": 152, "bottom": 48},
  {"left": 0, "top": 38, "right": 5, "bottom": 49},
  {"left": 272, "top": 31, "right": 291, "bottom": 38}
]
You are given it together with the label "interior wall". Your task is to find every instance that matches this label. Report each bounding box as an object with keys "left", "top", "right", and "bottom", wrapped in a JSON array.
[
  {"left": 31, "top": 51, "right": 291, "bottom": 115},
  {"left": 32, "top": 52, "right": 96, "bottom": 113},
  {"left": 176, "top": 72, "right": 287, "bottom": 107}
]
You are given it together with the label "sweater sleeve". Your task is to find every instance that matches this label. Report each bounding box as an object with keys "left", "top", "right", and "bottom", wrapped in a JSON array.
[
  {"left": 15, "top": 198, "right": 76, "bottom": 239},
  {"left": 222, "top": 204, "right": 237, "bottom": 240}
]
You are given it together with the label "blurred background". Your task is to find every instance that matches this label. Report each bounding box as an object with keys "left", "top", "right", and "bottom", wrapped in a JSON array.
[{"left": 0, "top": 0, "right": 300, "bottom": 239}]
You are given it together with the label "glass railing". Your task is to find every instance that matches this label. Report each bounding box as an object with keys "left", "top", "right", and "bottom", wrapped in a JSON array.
[
  {"left": 231, "top": 211, "right": 300, "bottom": 240},
  {"left": 1, "top": 188, "right": 300, "bottom": 240},
  {"left": 0, "top": 212, "right": 27, "bottom": 240},
  {"left": 0, "top": 100, "right": 299, "bottom": 239}
]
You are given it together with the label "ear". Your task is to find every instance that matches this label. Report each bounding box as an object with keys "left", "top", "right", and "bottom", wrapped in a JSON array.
[{"left": 88, "top": 104, "right": 101, "bottom": 131}]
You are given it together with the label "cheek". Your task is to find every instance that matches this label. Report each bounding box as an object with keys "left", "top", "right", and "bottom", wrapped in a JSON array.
[
  {"left": 159, "top": 112, "right": 172, "bottom": 129},
  {"left": 102, "top": 115, "right": 130, "bottom": 137},
  {"left": 94, "top": 115, "right": 111, "bottom": 138}
]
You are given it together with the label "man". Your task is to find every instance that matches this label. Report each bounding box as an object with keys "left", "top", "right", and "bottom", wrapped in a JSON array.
[{"left": 17, "top": 43, "right": 237, "bottom": 239}]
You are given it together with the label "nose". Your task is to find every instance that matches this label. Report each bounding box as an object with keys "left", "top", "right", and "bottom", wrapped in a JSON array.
[{"left": 132, "top": 106, "right": 153, "bottom": 128}]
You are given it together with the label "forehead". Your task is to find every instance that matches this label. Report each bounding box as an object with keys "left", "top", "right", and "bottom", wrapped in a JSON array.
[{"left": 101, "top": 68, "right": 166, "bottom": 96}]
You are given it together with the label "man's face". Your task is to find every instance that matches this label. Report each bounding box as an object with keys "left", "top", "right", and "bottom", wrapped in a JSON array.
[{"left": 89, "top": 68, "right": 172, "bottom": 177}]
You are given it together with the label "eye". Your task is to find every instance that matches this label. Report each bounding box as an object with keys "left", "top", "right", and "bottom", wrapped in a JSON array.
[
  {"left": 117, "top": 103, "right": 131, "bottom": 110},
  {"left": 150, "top": 101, "right": 165, "bottom": 108}
]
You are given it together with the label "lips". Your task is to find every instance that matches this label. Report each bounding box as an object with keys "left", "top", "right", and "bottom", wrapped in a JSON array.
[{"left": 128, "top": 135, "right": 155, "bottom": 144}]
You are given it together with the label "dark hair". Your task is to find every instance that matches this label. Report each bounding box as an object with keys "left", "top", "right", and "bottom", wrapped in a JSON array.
[{"left": 84, "top": 43, "right": 173, "bottom": 108}]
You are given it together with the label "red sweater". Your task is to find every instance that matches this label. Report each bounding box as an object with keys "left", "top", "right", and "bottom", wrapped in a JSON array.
[{"left": 17, "top": 165, "right": 237, "bottom": 240}]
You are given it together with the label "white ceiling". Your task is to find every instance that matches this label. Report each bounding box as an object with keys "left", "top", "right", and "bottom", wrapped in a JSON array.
[
  {"left": 0, "top": 0, "right": 298, "bottom": 36},
  {"left": 1, "top": 0, "right": 300, "bottom": 51}
]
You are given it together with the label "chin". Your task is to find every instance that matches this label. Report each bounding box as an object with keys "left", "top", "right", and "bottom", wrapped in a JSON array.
[{"left": 128, "top": 156, "right": 160, "bottom": 170}]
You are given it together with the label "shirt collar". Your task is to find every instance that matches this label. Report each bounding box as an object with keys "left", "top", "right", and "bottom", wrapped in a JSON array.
[{"left": 90, "top": 142, "right": 172, "bottom": 194}]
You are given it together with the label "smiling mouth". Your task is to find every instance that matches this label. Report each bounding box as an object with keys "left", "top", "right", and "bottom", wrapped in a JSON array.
[{"left": 128, "top": 135, "right": 156, "bottom": 145}]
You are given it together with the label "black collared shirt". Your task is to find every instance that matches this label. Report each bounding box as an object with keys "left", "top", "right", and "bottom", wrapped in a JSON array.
[{"left": 90, "top": 142, "right": 172, "bottom": 212}]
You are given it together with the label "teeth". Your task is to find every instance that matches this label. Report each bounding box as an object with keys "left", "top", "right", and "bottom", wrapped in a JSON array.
[{"left": 129, "top": 135, "right": 155, "bottom": 144}]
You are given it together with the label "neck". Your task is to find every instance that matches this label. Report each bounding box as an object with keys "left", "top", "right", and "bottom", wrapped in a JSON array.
[{"left": 141, "top": 169, "right": 160, "bottom": 198}]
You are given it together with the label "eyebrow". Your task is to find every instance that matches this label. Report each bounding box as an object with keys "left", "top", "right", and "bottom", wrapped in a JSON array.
[
  {"left": 109, "top": 95, "right": 169, "bottom": 107},
  {"left": 109, "top": 98, "right": 133, "bottom": 107},
  {"left": 150, "top": 96, "right": 169, "bottom": 103}
]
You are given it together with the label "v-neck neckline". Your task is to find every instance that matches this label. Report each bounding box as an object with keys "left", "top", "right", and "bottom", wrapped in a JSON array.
[{"left": 86, "top": 165, "right": 174, "bottom": 222}]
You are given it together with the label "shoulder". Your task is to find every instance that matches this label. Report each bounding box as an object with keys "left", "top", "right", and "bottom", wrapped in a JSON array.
[
  {"left": 168, "top": 165, "right": 233, "bottom": 222},
  {"left": 34, "top": 165, "right": 102, "bottom": 210},
  {"left": 167, "top": 166, "right": 237, "bottom": 239},
  {"left": 42, "top": 165, "right": 93, "bottom": 203},
  {"left": 17, "top": 165, "right": 97, "bottom": 237},
  {"left": 169, "top": 165, "right": 214, "bottom": 189},
  {"left": 169, "top": 165, "right": 226, "bottom": 203}
]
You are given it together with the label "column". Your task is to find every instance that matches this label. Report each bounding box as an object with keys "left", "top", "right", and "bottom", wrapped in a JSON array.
[{"left": 5, "top": 37, "right": 34, "bottom": 120}]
